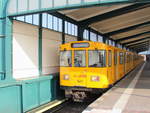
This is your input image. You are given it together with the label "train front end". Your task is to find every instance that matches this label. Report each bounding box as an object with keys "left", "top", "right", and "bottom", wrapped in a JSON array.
[{"left": 60, "top": 41, "right": 109, "bottom": 101}]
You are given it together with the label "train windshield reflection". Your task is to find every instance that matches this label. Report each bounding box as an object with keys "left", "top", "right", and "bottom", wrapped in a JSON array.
[
  {"left": 60, "top": 51, "right": 72, "bottom": 67},
  {"left": 89, "top": 50, "right": 106, "bottom": 67}
]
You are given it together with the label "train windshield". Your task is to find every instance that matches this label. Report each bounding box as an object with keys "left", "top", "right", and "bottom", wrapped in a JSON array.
[
  {"left": 74, "top": 51, "right": 86, "bottom": 67},
  {"left": 60, "top": 51, "right": 72, "bottom": 67},
  {"left": 89, "top": 50, "right": 106, "bottom": 67}
]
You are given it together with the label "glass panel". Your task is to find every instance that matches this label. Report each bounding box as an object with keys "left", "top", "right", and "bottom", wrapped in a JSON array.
[
  {"left": 68, "top": 22, "right": 72, "bottom": 35},
  {"left": 120, "top": 52, "right": 124, "bottom": 64},
  {"left": 16, "top": 16, "right": 25, "bottom": 21},
  {"left": 90, "top": 32, "right": 97, "bottom": 41},
  {"left": 114, "top": 51, "right": 117, "bottom": 65},
  {"left": 42, "top": 0, "right": 53, "bottom": 8},
  {"left": 54, "top": 0, "right": 66, "bottom": 7},
  {"left": 42, "top": 13, "right": 47, "bottom": 27},
  {"left": 89, "top": 50, "right": 106, "bottom": 67},
  {"left": 68, "top": 0, "right": 81, "bottom": 4},
  {"left": 25, "top": 15, "right": 33, "bottom": 24},
  {"left": 60, "top": 51, "right": 72, "bottom": 67},
  {"left": 18, "top": 0, "right": 27, "bottom": 12},
  {"left": 29, "top": 0, "right": 39, "bottom": 10},
  {"left": 109, "top": 40, "right": 112, "bottom": 45},
  {"left": 58, "top": 19, "right": 62, "bottom": 32},
  {"left": 8, "top": 0, "right": 17, "bottom": 14},
  {"left": 83, "top": 30, "right": 89, "bottom": 40},
  {"left": 98, "top": 35, "right": 103, "bottom": 42},
  {"left": 48, "top": 15, "right": 52, "bottom": 29},
  {"left": 33, "top": 14, "right": 39, "bottom": 25},
  {"left": 65, "top": 21, "right": 68, "bottom": 33},
  {"left": 84, "top": 0, "right": 99, "bottom": 3},
  {"left": 53, "top": 16, "right": 58, "bottom": 31},
  {"left": 108, "top": 50, "right": 112, "bottom": 67},
  {"left": 74, "top": 25, "right": 78, "bottom": 36},
  {"left": 74, "top": 51, "right": 86, "bottom": 67},
  {"left": 72, "top": 24, "right": 75, "bottom": 35}
]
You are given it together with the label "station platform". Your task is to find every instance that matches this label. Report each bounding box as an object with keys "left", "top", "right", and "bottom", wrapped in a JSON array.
[{"left": 82, "top": 62, "right": 150, "bottom": 113}]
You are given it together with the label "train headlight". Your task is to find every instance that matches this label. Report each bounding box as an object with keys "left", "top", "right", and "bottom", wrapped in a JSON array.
[
  {"left": 64, "top": 75, "right": 69, "bottom": 80},
  {"left": 91, "top": 76, "right": 100, "bottom": 82}
]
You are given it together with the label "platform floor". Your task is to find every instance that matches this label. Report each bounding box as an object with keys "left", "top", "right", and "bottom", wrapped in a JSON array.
[{"left": 82, "top": 62, "right": 150, "bottom": 113}]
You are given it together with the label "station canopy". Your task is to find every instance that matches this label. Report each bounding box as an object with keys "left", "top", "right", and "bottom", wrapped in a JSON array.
[{"left": 7, "top": 0, "right": 150, "bottom": 52}]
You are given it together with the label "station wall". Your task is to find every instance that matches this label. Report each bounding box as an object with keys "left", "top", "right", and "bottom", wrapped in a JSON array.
[
  {"left": 13, "top": 20, "right": 77, "bottom": 79},
  {"left": 13, "top": 21, "right": 39, "bottom": 79},
  {"left": 42, "top": 29, "right": 62, "bottom": 75}
]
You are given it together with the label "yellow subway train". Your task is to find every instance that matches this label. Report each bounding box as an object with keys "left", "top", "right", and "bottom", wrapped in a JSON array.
[{"left": 60, "top": 41, "right": 143, "bottom": 101}]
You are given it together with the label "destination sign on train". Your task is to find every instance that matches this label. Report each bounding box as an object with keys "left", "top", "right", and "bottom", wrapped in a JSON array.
[{"left": 71, "top": 43, "right": 89, "bottom": 48}]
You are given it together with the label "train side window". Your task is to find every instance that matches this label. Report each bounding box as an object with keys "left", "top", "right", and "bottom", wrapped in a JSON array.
[
  {"left": 108, "top": 50, "right": 112, "bottom": 67},
  {"left": 119, "top": 52, "right": 124, "bottom": 64},
  {"left": 114, "top": 52, "right": 117, "bottom": 65}
]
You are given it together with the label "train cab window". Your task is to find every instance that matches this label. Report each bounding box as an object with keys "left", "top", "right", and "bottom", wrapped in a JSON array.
[
  {"left": 119, "top": 52, "right": 124, "bottom": 64},
  {"left": 88, "top": 50, "right": 106, "bottom": 67},
  {"left": 74, "top": 51, "right": 86, "bottom": 67},
  {"left": 108, "top": 50, "right": 112, "bottom": 67},
  {"left": 60, "top": 51, "right": 72, "bottom": 67}
]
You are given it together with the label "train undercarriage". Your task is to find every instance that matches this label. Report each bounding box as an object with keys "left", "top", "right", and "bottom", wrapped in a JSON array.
[{"left": 61, "top": 86, "right": 107, "bottom": 102}]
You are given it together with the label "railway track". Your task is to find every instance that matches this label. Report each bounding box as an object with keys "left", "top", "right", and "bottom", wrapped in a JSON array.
[{"left": 44, "top": 94, "right": 101, "bottom": 113}]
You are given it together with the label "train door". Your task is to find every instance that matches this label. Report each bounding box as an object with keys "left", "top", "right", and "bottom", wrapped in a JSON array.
[
  {"left": 107, "top": 49, "right": 113, "bottom": 84},
  {"left": 124, "top": 52, "right": 126, "bottom": 75},
  {"left": 114, "top": 49, "right": 118, "bottom": 81},
  {"left": 119, "top": 51, "right": 124, "bottom": 78},
  {"left": 73, "top": 50, "right": 87, "bottom": 87}
]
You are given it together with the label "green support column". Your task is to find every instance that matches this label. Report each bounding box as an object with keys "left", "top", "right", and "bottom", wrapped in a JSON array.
[
  {"left": 0, "top": 18, "right": 5, "bottom": 80},
  {"left": 0, "top": 0, "right": 5, "bottom": 80},
  {"left": 5, "top": 17, "right": 13, "bottom": 81},
  {"left": 77, "top": 27, "right": 84, "bottom": 41},
  {"left": 0, "top": 0, "right": 13, "bottom": 81},
  {"left": 62, "top": 19, "right": 65, "bottom": 44},
  {"left": 38, "top": 14, "right": 42, "bottom": 76},
  {"left": 96, "top": 33, "right": 98, "bottom": 42},
  {"left": 88, "top": 28, "right": 91, "bottom": 41}
]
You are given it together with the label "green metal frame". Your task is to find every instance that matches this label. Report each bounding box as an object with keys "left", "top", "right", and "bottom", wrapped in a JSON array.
[
  {"left": 0, "top": 0, "right": 13, "bottom": 82},
  {"left": 7, "top": 0, "right": 150, "bottom": 17},
  {"left": 38, "top": 14, "right": 43, "bottom": 76}
]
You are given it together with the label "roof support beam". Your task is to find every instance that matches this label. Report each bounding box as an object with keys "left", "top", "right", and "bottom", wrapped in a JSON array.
[
  {"left": 137, "top": 48, "right": 149, "bottom": 52},
  {"left": 129, "top": 43, "right": 149, "bottom": 49},
  {"left": 127, "top": 41, "right": 149, "bottom": 48},
  {"left": 135, "top": 47, "right": 149, "bottom": 52},
  {"left": 132, "top": 44, "right": 149, "bottom": 49},
  {"left": 105, "top": 21, "right": 150, "bottom": 36},
  {"left": 78, "top": 3, "right": 149, "bottom": 26},
  {"left": 122, "top": 37, "right": 150, "bottom": 45},
  {"left": 116, "top": 31, "right": 150, "bottom": 42}
]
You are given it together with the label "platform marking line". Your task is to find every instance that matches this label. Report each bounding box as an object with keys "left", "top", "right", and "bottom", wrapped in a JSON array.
[
  {"left": 111, "top": 63, "right": 146, "bottom": 113},
  {"left": 83, "top": 108, "right": 112, "bottom": 113},
  {"left": 33, "top": 99, "right": 66, "bottom": 113}
]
